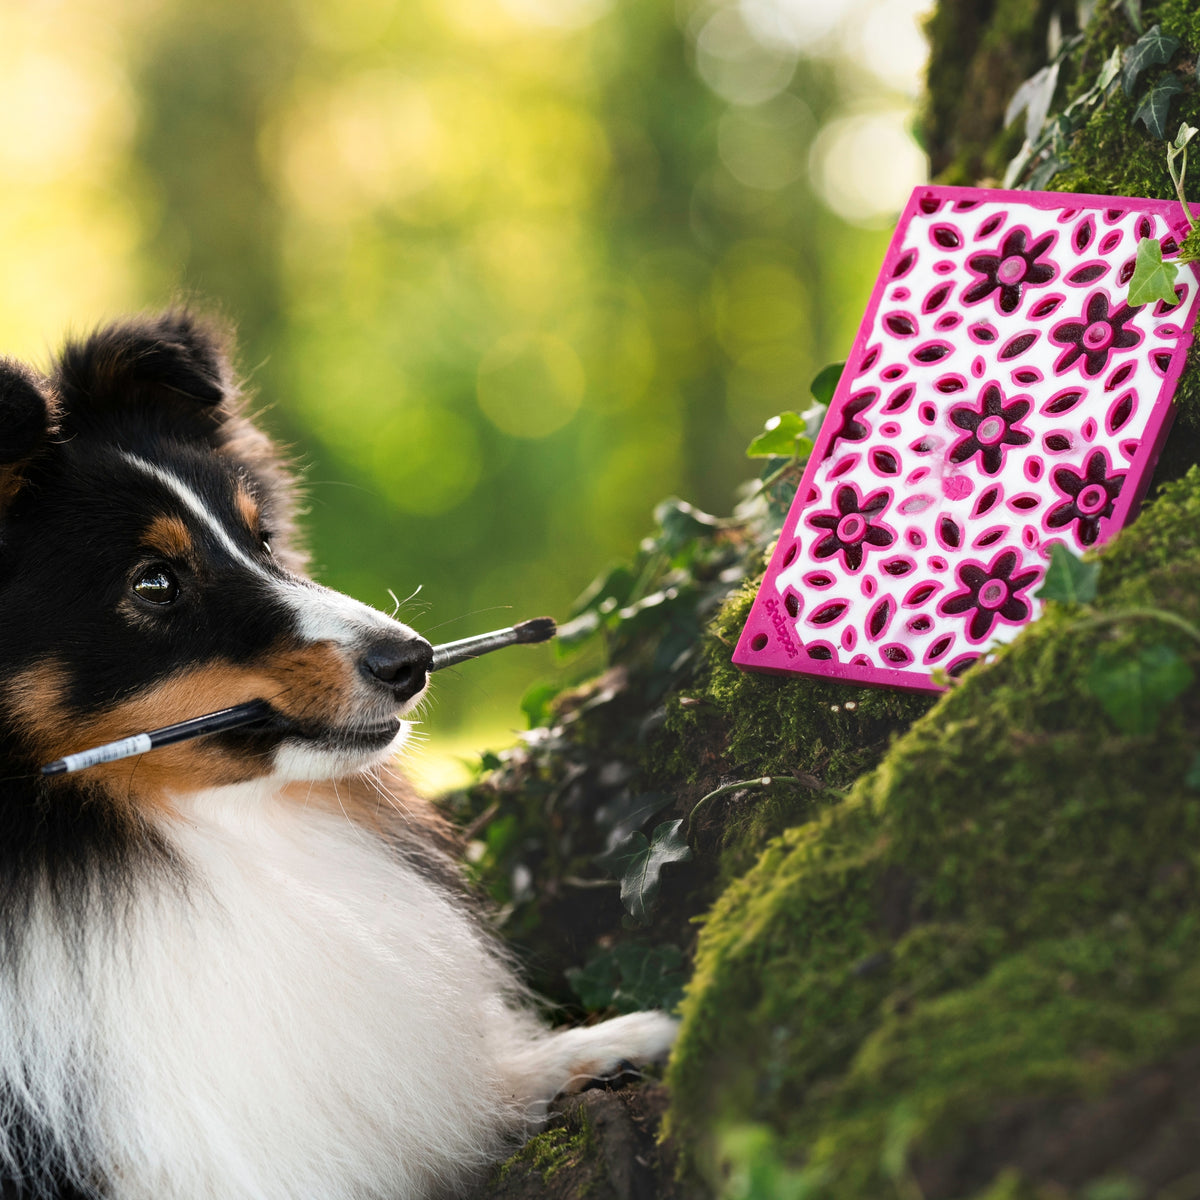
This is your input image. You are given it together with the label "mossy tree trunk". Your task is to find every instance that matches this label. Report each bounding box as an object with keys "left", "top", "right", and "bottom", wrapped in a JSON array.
[
  {"left": 665, "top": 4, "right": 1200, "bottom": 1198},
  {"left": 920, "top": 0, "right": 1076, "bottom": 184},
  {"left": 462, "top": 4, "right": 1200, "bottom": 1199}
]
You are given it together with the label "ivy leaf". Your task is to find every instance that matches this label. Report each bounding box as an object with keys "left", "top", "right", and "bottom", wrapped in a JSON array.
[
  {"left": 611, "top": 942, "right": 686, "bottom": 1011},
  {"left": 1122, "top": 24, "right": 1179, "bottom": 96},
  {"left": 1127, "top": 236, "right": 1180, "bottom": 305},
  {"left": 571, "top": 562, "right": 636, "bottom": 618},
  {"left": 566, "top": 943, "right": 687, "bottom": 1013},
  {"left": 1027, "top": 153, "right": 1067, "bottom": 191},
  {"left": 1004, "top": 139, "right": 1034, "bottom": 189},
  {"left": 607, "top": 819, "right": 693, "bottom": 923},
  {"left": 520, "top": 680, "right": 562, "bottom": 729},
  {"left": 615, "top": 586, "right": 683, "bottom": 633},
  {"left": 1036, "top": 542, "right": 1100, "bottom": 604},
  {"left": 595, "top": 789, "right": 674, "bottom": 851},
  {"left": 555, "top": 608, "right": 601, "bottom": 648},
  {"left": 1133, "top": 74, "right": 1183, "bottom": 139},
  {"left": 654, "top": 497, "right": 721, "bottom": 554},
  {"left": 810, "top": 361, "right": 845, "bottom": 405},
  {"left": 1096, "top": 44, "right": 1123, "bottom": 94},
  {"left": 1087, "top": 643, "right": 1194, "bottom": 735},
  {"left": 1005, "top": 62, "right": 1061, "bottom": 142},
  {"left": 747, "top": 411, "right": 812, "bottom": 459},
  {"left": 1118, "top": 0, "right": 1143, "bottom": 35},
  {"left": 565, "top": 954, "right": 621, "bottom": 1011},
  {"left": 1174, "top": 122, "right": 1199, "bottom": 150}
]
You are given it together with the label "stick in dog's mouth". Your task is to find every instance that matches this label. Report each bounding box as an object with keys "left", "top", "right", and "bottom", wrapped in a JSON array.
[{"left": 40, "top": 617, "right": 557, "bottom": 776}]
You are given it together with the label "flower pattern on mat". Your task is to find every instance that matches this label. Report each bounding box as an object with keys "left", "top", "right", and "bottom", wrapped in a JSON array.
[
  {"left": 938, "top": 549, "right": 1042, "bottom": 644},
  {"left": 736, "top": 192, "right": 1200, "bottom": 690},
  {"left": 963, "top": 227, "right": 1056, "bottom": 315},
  {"left": 807, "top": 483, "right": 895, "bottom": 572},
  {"left": 1046, "top": 448, "right": 1125, "bottom": 546},
  {"left": 1050, "top": 291, "right": 1142, "bottom": 378},
  {"left": 948, "top": 382, "right": 1032, "bottom": 475}
]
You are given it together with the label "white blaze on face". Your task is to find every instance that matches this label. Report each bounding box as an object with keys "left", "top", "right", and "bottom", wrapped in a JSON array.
[{"left": 122, "top": 452, "right": 266, "bottom": 575}]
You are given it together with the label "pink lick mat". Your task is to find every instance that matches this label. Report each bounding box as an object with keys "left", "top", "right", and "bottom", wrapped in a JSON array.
[{"left": 734, "top": 185, "right": 1200, "bottom": 692}]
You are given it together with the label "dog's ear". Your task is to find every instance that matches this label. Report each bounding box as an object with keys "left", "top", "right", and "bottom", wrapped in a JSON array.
[
  {"left": 55, "top": 310, "right": 237, "bottom": 427},
  {"left": 0, "top": 358, "right": 57, "bottom": 506}
]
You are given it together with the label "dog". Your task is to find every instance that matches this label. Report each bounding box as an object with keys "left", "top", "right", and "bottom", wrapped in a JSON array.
[{"left": 0, "top": 311, "right": 676, "bottom": 1199}]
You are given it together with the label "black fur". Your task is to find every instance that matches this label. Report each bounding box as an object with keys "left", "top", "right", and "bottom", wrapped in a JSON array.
[
  {"left": 0, "top": 362, "right": 53, "bottom": 467},
  {"left": 56, "top": 311, "right": 231, "bottom": 413}
]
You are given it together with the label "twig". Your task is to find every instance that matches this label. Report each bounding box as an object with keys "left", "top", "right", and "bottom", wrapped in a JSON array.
[
  {"left": 686, "top": 775, "right": 814, "bottom": 839},
  {"left": 463, "top": 799, "right": 500, "bottom": 841},
  {"left": 1078, "top": 606, "right": 1200, "bottom": 648}
]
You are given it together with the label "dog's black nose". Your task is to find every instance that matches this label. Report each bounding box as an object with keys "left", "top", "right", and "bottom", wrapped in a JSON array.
[{"left": 361, "top": 636, "right": 433, "bottom": 703}]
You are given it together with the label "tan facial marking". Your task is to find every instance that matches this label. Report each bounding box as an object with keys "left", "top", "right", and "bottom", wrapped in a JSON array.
[
  {"left": 235, "top": 488, "right": 260, "bottom": 535},
  {"left": 8, "top": 641, "right": 369, "bottom": 807},
  {"left": 0, "top": 466, "right": 27, "bottom": 509},
  {"left": 141, "top": 514, "right": 194, "bottom": 561}
]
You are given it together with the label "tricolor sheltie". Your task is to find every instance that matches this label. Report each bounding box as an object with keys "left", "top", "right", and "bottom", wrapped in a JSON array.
[{"left": 0, "top": 312, "right": 675, "bottom": 1199}]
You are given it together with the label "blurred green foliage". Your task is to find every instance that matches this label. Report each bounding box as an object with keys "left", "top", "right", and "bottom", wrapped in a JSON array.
[{"left": 0, "top": 0, "right": 922, "bottom": 751}]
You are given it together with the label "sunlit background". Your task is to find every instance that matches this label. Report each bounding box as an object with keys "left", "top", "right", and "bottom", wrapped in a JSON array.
[{"left": 2, "top": 0, "right": 929, "bottom": 787}]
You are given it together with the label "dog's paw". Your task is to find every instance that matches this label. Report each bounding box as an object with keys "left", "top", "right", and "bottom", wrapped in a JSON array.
[{"left": 554, "top": 1011, "right": 679, "bottom": 1095}]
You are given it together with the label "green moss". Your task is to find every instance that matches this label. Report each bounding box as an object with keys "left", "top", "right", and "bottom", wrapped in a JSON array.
[
  {"left": 490, "top": 1122, "right": 593, "bottom": 1196},
  {"left": 665, "top": 470, "right": 1200, "bottom": 1197},
  {"left": 1159, "top": 0, "right": 1200, "bottom": 47},
  {"left": 647, "top": 581, "right": 934, "bottom": 792},
  {"left": 502, "top": 1126, "right": 586, "bottom": 1182}
]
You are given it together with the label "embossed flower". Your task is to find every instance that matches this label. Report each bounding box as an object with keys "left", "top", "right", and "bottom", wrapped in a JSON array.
[
  {"left": 939, "top": 549, "right": 1042, "bottom": 644},
  {"left": 948, "top": 382, "right": 1033, "bottom": 475},
  {"left": 962, "top": 228, "right": 1056, "bottom": 314},
  {"left": 807, "top": 483, "right": 895, "bottom": 572},
  {"left": 1050, "top": 291, "right": 1142, "bottom": 379},
  {"left": 1046, "top": 448, "right": 1125, "bottom": 546}
]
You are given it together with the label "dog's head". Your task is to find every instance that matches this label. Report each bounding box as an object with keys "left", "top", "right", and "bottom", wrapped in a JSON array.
[{"left": 0, "top": 311, "right": 432, "bottom": 801}]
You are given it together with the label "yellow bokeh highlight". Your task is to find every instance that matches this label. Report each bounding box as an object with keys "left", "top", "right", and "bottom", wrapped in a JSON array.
[
  {"left": 712, "top": 240, "right": 810, "bottom": 362},
  {"left": 0, "top": 3, "right": 142, "bottom": 355},
  {"left": 366, "top": 405, "right": 484, "bottom": 515},
  {"left": 476, "top": 331, "right": 585, "bottom": 438},
  {"left": 471, "top": 218, "right": 587, "bottom": 318},
  {"left": 276, "top": 72, "right": 447, "bottom": 224}
]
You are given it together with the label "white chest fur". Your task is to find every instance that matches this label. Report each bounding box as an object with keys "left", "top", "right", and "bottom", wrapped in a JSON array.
[{"left": 2, "top": 782, "right": 544, "bottom": 1200}]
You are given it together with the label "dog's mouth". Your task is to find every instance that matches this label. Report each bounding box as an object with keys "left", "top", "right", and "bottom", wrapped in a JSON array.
[{"left": 228, "top": 709, "right": 404, "bottom": 753}]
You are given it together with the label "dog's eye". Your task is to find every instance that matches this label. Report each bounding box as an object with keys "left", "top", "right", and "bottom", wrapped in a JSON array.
[
  {"left": 133, "top": 566, "right": 180, "bottom": 606},
  {"left": 261, "top": 532, "right": 273, "bottom": 556}
]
